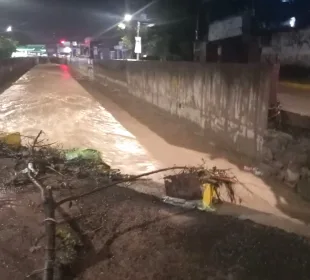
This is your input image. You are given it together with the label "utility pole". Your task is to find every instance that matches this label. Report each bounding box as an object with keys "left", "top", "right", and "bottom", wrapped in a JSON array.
[{"left": 136, "top": 21, "right": 141, "bottom": 60}]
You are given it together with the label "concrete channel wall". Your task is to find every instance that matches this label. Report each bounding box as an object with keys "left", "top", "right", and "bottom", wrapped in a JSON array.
[
  {"left": 0, "top": 58, "right": 35, "bottom": 89},
  {"left": 89, "top": 60, "right": 272, "bottom": 158}
]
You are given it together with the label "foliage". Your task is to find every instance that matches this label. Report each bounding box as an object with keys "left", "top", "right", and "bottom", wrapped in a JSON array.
[
  {"left": 143, "top": 29, "right": 171, "bottom": 60},
  {"left": 0, "top": 36, "right": 17, "bottom": 59},
  {"left": 119, "top": 0, "right": 197, "bottom": 60},
  {"left": 121, "top": 35, "right": 134, "bottom": 50}
]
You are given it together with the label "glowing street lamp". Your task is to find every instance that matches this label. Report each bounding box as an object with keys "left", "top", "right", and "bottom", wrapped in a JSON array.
[
  {"left": 124, "top": 14, "right": 132, "bottom": 22},
  {"left": 118, "top": 22, "right": 126, "bottom": 30},
  {"left": 6, "top": 26, "right": 12, "bottom": 32},
  {"left": 289, "top": 17, "right": 296, "bottom": 28}
]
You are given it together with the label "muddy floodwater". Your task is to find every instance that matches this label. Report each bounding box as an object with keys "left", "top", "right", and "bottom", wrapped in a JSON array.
[{"left": 0, "top": 64, "right": 160, "bottom": 176}]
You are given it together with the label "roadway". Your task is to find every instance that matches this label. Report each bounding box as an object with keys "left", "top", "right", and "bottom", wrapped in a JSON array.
[{"left": 278, "top": 82, "right": 310, "bottom": 116}]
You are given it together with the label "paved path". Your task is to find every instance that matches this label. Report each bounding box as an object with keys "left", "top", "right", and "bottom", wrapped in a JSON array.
[
  {"left": 279, "top": 83, "right": 310, "bottom": 116},
  {"left": 1, "top": 63, "right": 310, "bottom": 237}
]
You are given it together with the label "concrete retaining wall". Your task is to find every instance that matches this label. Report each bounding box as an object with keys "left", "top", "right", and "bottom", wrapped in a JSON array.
[
  {"left": 94, "top": 60, "right": 127, "bottom": 83},
  {"left": 127, "top": 62, "right": 271, "bottom": 158},
  {"left": 261, "top": 27, "right": 310, "bottom": 67},
  {"left": 87, "top": 60, "right": 272, "bottom": 158},
  {"left": 0, "top": 58, "right": 35, "bottom": 89}
]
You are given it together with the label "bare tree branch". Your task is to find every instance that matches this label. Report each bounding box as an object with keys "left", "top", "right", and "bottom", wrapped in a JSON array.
[
  {"left": 26, "top": 267, "right": 46, "bottom": 278},
  {"left": 27, "top": 171, "right": 45, "bottom": 200},
  {"left": 31, "top": 130, "right": 43, "bottom": 155},
  {"left": 56, "top": 166, "right": 189, "bottom": 207}
]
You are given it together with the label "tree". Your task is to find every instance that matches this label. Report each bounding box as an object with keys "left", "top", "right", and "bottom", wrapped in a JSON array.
[
  {"left": 119, "top": 0, "right": 197, "bottom": 60},
  {"left": 0, "top": 36, "right": 17, "bottom": 59},
  {"left": 143, "top": 27, "right": 171, "bottom": 60},
  {"left": 148, "top": 0, "right": 197, "bottom": 60}
]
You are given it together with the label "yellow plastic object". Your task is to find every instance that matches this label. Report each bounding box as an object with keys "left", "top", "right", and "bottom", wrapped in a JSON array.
[
  {"left": 201, "top": 183, "right": 215, "bottom": 211},
  {"left": 0, "top": 132, "right": 22, "bottom": 148}
]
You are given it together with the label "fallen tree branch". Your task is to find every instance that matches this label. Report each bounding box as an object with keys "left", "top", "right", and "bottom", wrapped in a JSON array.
[
  {"left": 47, "top": 165, "right": 65, "bottom": 177},
  {"left": 28, "top": 170, "right": 56, "bottom": 280},
  {"left": 56, "top": 166, "right": 189, "bottom": 207},
  {"left": 27, "top": 171, "right": 44, "bottom": 201},
  {"left": 35, "top": 142, "right": 57, "bottom": 148},
  {"left": 31, "top": 130, "right": 43, "bottom": 154},
  {"left": 26, "top": 267, "right": 47, "bottom": 278},
  {"left": 42, "top": 187, "right": 56, "bottom": 280}
]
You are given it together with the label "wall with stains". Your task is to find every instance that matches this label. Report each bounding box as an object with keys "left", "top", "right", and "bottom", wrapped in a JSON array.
[
  {"left": 95, "top": 60, "right": 127, "bottom": 82},
  {"left": 92, "top": 60, "right": 271, "bottom": 158},
  {"left": 125, "top": 62, "right": 271, "bottom": 158},
  {"left": 0, "top": 58, "right": 35, "bottom": 88},
  {"left": 261, "top": 27, "right": 310, "bottom": 67}
]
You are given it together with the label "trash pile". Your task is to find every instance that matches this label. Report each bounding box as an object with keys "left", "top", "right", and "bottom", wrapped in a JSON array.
[
  {"left": 0, "top": 131, "right": 126, "bottom": 195},
  {"left": 0, "top": 131, "right": 138, "bottom": 280},
  {"left": 0, "top": 130, "right": 239, "bottom": 212},
  {"left": 163, "top": 166, "right": 237, "bottom": 211}
]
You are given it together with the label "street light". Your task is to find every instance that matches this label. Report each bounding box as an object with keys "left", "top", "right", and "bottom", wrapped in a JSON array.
[
  {"left": 118, "top": 22, "right": 126, "bottom": 30},
  {"left": 122, "top": 14, "right": 141, "bottom": 60},
  {"left": 124, "top": 14, "right": 132, "bottom": 22},
  {"left": 6, "top": 26, "right": 12, "bottom": 32},
  {"left": 289, "top": 17, "right": 296, "bottom": 28},
  {"left": 119, "top": 14, "right": 154, "bottom": 60}
]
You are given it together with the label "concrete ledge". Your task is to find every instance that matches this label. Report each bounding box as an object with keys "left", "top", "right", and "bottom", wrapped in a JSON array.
[
  {"left": 95, "top": 72, "right": 127, "bottom": 88},
  {"left": 280, "top": 81, "right": 310, "bottom": 91},
  {"left": 281, "top": 110, "right": 310, "bottom": 131},
  {"left": 0, "top": 58, "right": 35, "bottom": 91}
]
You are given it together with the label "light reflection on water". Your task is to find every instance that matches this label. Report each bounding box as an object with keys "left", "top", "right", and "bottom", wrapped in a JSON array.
[{"left": 0, "top": 64, "right": 160, "bottom": 176}]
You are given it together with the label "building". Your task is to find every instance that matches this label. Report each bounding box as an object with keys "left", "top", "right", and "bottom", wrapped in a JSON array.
[
  {"left": 11, "top": 45, "right": 47, "bottom": 58},
  {"left": 261, "top": 26, "right": 310, "bottom": 67},
  {"left": 195, "top": 0, "right": 310, "bottom": 63}
]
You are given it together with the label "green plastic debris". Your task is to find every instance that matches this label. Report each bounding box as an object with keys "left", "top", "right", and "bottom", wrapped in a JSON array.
[{"left": 64, "top": 148, "right": 102, "bottom": 163}]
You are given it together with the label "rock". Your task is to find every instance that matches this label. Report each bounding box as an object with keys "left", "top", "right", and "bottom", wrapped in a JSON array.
[
  {"left": 77, "top": 169, "right": 89, "bottom": 179},
  {"left": 296, "top": 137, "right": 310, "bottom": 152},
  {"left": 295, "top": 154, "right": 308, "bottom": 166},
  {"left": 277, "top": 151, "right": 294, "bottom": 166},
  {"left": 55, "top": 163, "right": 65, "bottom": 172},
  {"left": 297, "top": 178, "right": 310, "bottom": 202},
  {"left": 285, "top": 165, "right": 300, "bottom": 184},
  {"left": 277, "top": 170, "right": 286, "bottom": 181},
  {"left": 257, "top": 163, "right": 276, "bottom": 177},
  {"left": 265, "top": 130, "right": 293, "bottom": 144},
  {"left": 277, "top": 131, "right": 293, "bottom": 143},
  {"left": 0, "top": 157, "right": 16, "bottom": 169},
  {"left": 272, "top": 160, "right": 284, "bottom": 171},
  {"left": 267, "top": 138, "right": 283, "bottom": 155},
  {"left": 262, "top": 146, "right": 273, "bottom": 162},
  {"left": 265, "top": 130, "right": 294, "bottom": 156},
  {"left": 301, "top": 167, "right": 310, "bottom": 178},
  {"left": 21, "top": 150, "right": 30, "bottom": 157}
]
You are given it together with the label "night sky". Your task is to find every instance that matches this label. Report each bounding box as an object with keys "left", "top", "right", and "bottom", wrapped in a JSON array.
[
  {"left": 1, "top": 0, "right": 309, "bottom": 45},
  {"left": 0, "top": 0, "right": 134, "bottom": 43}
]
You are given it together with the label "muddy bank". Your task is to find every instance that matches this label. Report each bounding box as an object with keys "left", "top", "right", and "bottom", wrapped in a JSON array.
[
  {"left": 0, "top": 139, "right": 310, "bottom": 280},
  {"left": 2, "top": 182, "right": 310, "bottom": 280},
  {"left": 0, "top": 149, "right": 310, "bottom": 280}
]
